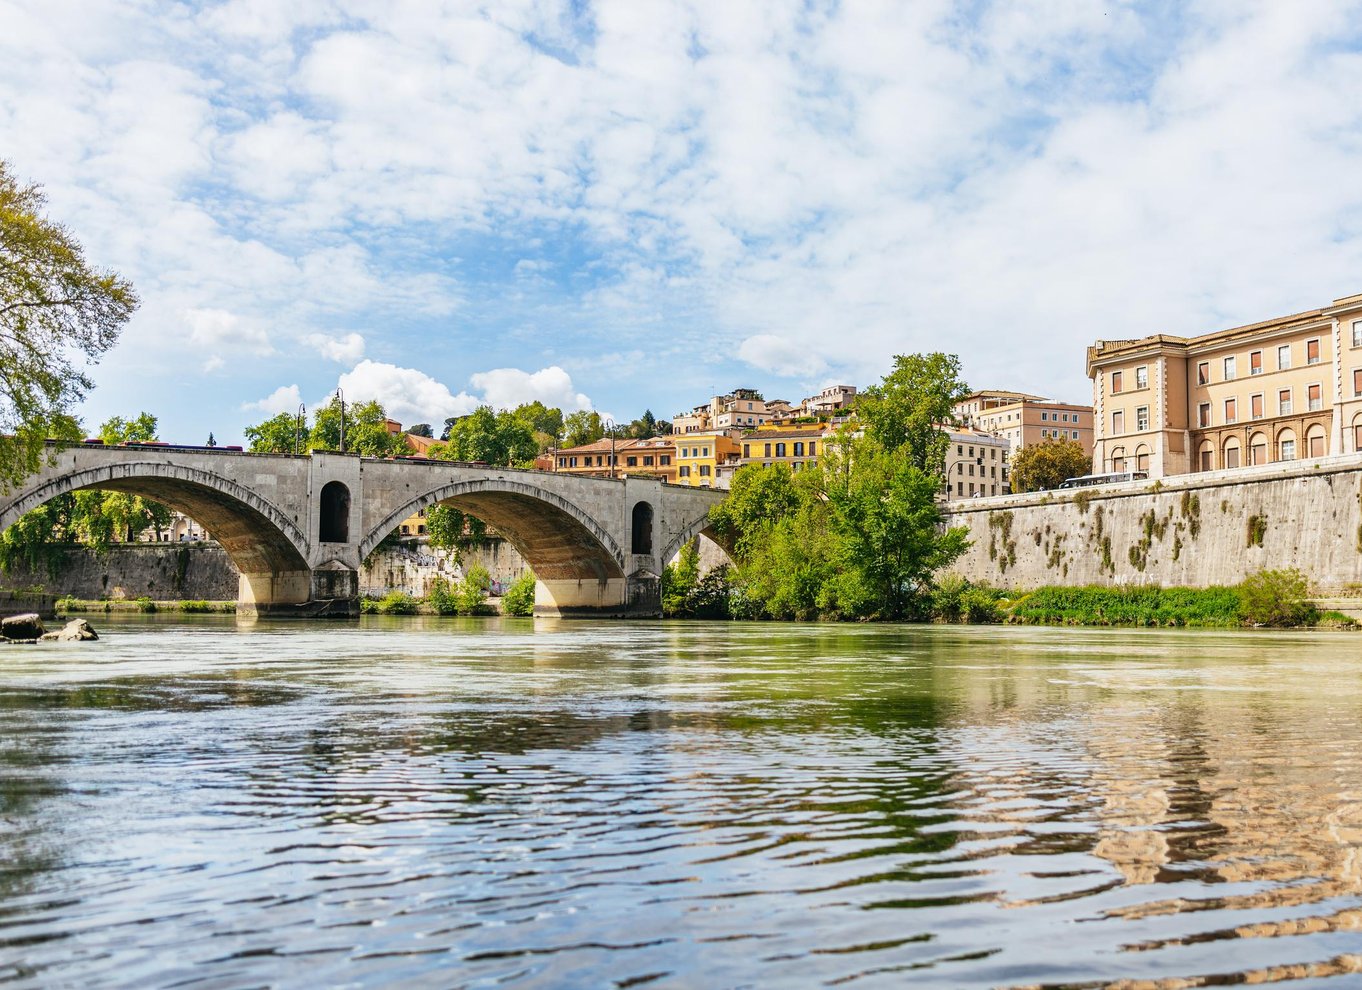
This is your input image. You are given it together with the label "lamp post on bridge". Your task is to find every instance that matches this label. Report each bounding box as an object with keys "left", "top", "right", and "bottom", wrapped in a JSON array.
[
  {"left": 604, "top": 418, "right": 616, "bottom": 479},
  {"left": 336, "top": 388, "right": 346, "bottom": 453},
  {"left": 295, "top": 403, "right": 306, "bottom": 456}
]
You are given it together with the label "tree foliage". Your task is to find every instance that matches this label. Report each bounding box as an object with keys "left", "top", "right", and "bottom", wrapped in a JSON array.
[
  {"left": 436, "top": 406, "right": 537, "bottom": 466},
  {"left": 856, "top": 352, "right": 968, "bottom": 478},
  {"left": 244, "top": 411, "right": 305, "bottom": 454},
  {"left": 1009, "top": 437, "right": 1091, "bottom": 492},
  {"left": 0, "top": 160, "right": 137, "bottom": 491},
  {"left": 310, "top": 396, "right": 408, "bottom": 457},
  {"left": 562, "top": 410, "right": 605, "bottom": 447}
]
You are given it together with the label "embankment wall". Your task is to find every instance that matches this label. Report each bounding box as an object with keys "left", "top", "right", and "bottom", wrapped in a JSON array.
[{"left": 941, "top": 456, "right": 1362, "bottom": 592}]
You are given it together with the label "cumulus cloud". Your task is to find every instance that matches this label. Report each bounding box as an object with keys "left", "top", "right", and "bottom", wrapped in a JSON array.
[
  {"left": 184, "top": 307, "right": 274, "bottom": 356},
  {"left": 243, "top": 384, "right": 303, "bottom": 415},
  {"left": 737, "top": 334, "right": 828, "bottom": 379},
  {"left": 306, "top": 332, "right": 366, "bottom": 363},
  {"left": 468, "top": 366, "right": 592, "bottom": 412},
  {"left": 336, "top": 360, "right": 480, "bottom": 427}
]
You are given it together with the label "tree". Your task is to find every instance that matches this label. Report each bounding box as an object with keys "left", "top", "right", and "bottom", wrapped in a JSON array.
[
  {"left": 205, "top": 432, "right": 217, "bottom": 448},
  {"left": 407, "top": 423, "right": 433, "bottom": 438},
  {"left": 98, "top": 412, "right": 157, "bottom": 445},
  {"left": 627, "top": 409, "right": 659, "bottom": 439},
  {"left": 1009, "top": 438, "right": 1092, "bottom": 492},
  {"left": 310, "top": 396, "right": 408, "bottom": 457},
  {"left": 856, "top": 352, "right": 969, "bottom": 478},
  {"left": 562, "top": 410, "right": 604, "bottom": 447},
  {"left": 509, "top": 402, "right": 564, "bottom": 445},
  {"left": 244, "top": 411, "right": 305, "bottom": 454},
  {"left": 0, "top": 160, "right": 137, "bottom": 491},
  {"left": 91, "top": 412, "right": 170, "bottom": 542}
]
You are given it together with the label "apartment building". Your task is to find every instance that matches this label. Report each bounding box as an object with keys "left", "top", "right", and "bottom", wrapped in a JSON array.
[
  {"left": 943, "top": 427, "right": 1010, "bottom": 500},
  {"left": 954, "top": 390, "right": 1094, "bottom": 457},
  {"left": 551, "top": 436, "right": 678, "bottom": 482},
  {"left": 803, "top": 385, "right": 858, "bottom": 417},
  {"left": 671, "top": 387, "right": 770, "bottom": 433},
  {"left": 675, "top": 433, "right": 741, "bottom": 488},
  {"left": 1087, "top": 292, "right": 1362, "bottom": 478},
  {"left": 739, "top": 424, "right": 836, "bottom": 474}
]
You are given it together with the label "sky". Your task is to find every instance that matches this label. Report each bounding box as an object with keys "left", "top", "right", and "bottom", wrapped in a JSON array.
[{"left": 3, "top": 0, "right": 1361, "bottom": 445}]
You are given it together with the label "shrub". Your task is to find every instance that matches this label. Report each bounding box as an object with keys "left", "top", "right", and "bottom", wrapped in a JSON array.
[
  {"left": 376, "top": 590, "right": 420, "bottom": 615},
  {"left": 134, "top": 596, "right": 157, "bottom": 613},
  {"left": 501, "top": 571, "right": 536, "bottom": 617},
  {"left": 456, "top": 565, "right": 493, "bottom": 615},
  {"left": 1238, "top": 568, "right": 1317, "bottom": 626},
  {"left": 55, "top": 595, "right": 81, "bottom": 613},
  {"left": 360, "top": 597, "right": 379, "bottom": 614},
  {"left": 426, "top": 576, "right": 459, "bottom": 616},
  {"left": 961, "top": 586, "right": 1004, "bottom": 624},
  {"left": 932, "top": 574, "right": 969, "bottom": 621},
  {"left": 179, "top": 600, "right": 215, "bottom": 613},
  {"left": 1008, "top": 585, "right": 1243, "bottom": 627}
]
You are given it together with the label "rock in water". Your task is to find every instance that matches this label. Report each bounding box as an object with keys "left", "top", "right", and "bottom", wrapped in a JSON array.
[
  {"left": 2, "top": 613, "right": 46, "bottom": 641},
  {"left": 39, "top": 619, "right": 99, "bottom": 642}
]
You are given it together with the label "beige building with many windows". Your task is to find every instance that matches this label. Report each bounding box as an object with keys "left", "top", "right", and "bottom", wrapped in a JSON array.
[
  {"left": 1087, "top": 292, "right": 1362, "bottom": 478},
  {"left": 954, "top": 390, "right": 1094, "bottom": 458},
  {"left": 943, "top": 427, "right": 1010, "bottom": 500}
]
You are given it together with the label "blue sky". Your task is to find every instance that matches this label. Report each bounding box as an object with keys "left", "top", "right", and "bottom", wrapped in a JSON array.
[{"left": 3, "top": 0, "right": 1361, "bottom": 443}]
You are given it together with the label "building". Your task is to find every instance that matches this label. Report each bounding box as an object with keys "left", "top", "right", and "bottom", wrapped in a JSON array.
[
  {"left": 739, "top": 424, "right": 837, "bottom": 474},
  {"left": 672, "top": 388, "right": 770, "bottom": 434},
  {"left": 803, "top": 384, "right": 857, "bottom": 417},
  {"left": 675, "top": 433, "right": 741, "bottom": 488},
  {"left": 552, "top": 436, "right": 678, "bottom": 482},
  {"left": 943, "top": 427, "right": 1010, "bottom": 500},
  {"left": 954, "top": 390, "right": 1094, "bottom": 458},
  {"left": 1087, "top": 292, "right": 1362, "bottom": 478}
]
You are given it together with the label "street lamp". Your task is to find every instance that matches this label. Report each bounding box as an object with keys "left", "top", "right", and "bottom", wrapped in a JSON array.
[
  {"left": 295, "top": 403, "right": 306, "bottom": 455},
  {"left": 336, "top": 388, "right": 346, "bottom": 453},
  {"left": 604, "top": 418, "right": 616, "bottom": 479}
]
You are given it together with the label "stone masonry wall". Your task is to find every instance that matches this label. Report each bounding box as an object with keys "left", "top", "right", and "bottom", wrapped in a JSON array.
[
  {"left": 359, "top": 539, "right": 528, "bottom": 596},
  {"left": 2, "top": 543, "right": 240, "bottom": 600},
  {"left": 941, "top": 456, "right": 1362, "bottom": 592}
]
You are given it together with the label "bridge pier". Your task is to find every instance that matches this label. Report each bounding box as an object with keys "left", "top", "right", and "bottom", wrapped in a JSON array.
[
  {"left": 534, "top": 572, "right": 662, "bottom": 619},
  {"left": 237, "top": 567, "right": 360, "bottom": 619}
]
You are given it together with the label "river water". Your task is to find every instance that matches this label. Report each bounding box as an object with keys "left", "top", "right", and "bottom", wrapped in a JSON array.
[{"left": 2, "top": 616, "right": 1362, "bottom": 988}]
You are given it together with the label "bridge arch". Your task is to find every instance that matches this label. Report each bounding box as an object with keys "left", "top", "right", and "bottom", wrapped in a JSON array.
[
  {"left": 360, "top": 478, "right": 627, "bottom": 582},
  {"left": 0, "top": 461, "right": 311, "bottom": 576},
  {"left": 660, "top": 512, "right": 732, "bottom": 568}
]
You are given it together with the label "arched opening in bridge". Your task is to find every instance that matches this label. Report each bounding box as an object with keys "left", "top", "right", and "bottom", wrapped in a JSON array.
[
  {"left": 320, "top": 481, "right": 351, "bottom": 543},
  {"left": 631, "top": 501, "right": 653, "bottom": 555}
]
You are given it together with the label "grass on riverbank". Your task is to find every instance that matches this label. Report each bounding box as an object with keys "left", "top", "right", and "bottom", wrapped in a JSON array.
[{"left": 56, "top": 597, "right": 237, "bottom": 614}]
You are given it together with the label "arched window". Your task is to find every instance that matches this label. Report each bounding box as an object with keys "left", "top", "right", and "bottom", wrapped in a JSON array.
[
  {"left": 1306, "top": 424, "right": 1327, "bottom": 458},
  {"left": 1248, "top": 432, "right": 1268, "bottom": 465},
  {"left": 1276, "top": 427, "right": 1297, "bottom": 462},
  {"left": 631, "top": 501, "right": 653, "bottom": 555},
  {"left": 1198, "top": 440, "right": 1214, "bottom": 472},
  {"left": 1223, "top": 437, "right": 1241, "bottom": 469},
  {"left": 1110, "top": 446, "right": 1125, "bottom": 472},
  {"left": 319, "top": 481, "right": 350, "bottom": 543},
  {"left": 1134, "top": 444, "right": 1150, "bottom": 472}
]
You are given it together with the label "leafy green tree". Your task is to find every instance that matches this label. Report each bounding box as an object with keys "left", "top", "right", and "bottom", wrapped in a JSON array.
[
  {"left": 91, "top": 413, "right": 170, "bottom": 541},
  {"left": 562, "top": 409, "right": 604, "bottom": 447},
  {"left": 1009, "top": 437, "right": 1092, "bottom": 492},
  {"left": 425, "top": 504, "right": 488, "bottom": 555},
  {"left": 407, "top": 423, "right": 433, "bottom": 438},
  {"left": 310, "top": 396, "right": 408, "bottom": 457},
  {"left": 244, "top": 411, "right": 305, "bottom": 454},
  {"left": 662, "top": 538, "right": 701, "bottom": 616},
  {"left": 707, "top": 462, "right": 801, "bottom": 561},
  {"left": 98, "top": 411, "right": 158, "bottom": 445},
  {"left": 509, "top": 402, "right": 564, "bottom": 447},
  {"left": 0, "top": 160, "right": 137, "bottom": 492},
  {"left": 438, "top": 406, "right": 537, "bottom": 466},
  {"left": 501, "top": 570, "right": 537, "bottom": 616},
  {"left": 0, "top": 494, "right": 75, "bottom": 576},
  {"left": 856, "top": 352, "right": 969, "bottom": 478}
]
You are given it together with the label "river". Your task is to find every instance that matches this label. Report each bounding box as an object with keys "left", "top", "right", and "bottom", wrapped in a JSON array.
[{"left": 1, "top": 615, "right": 1361, "bottom": 988}]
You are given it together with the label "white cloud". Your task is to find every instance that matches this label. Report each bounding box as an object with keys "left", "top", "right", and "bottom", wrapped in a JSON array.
[
  {"left": 306, "top": 332, "right": 366, "bottom": 363},
  {"left": 738, "top": 334, "right": 828, "bottom": 379},
  {"left": 468, "top": 366, "right": 592, "bottom": 413},
  {"left": 183, "top": 307, "right": 274, "bottom": 355},
  {"left": 243, "top": 384, "right": 303, "bottom": 415},
  {"left": 336, "top": 360, "right": 480, "bottom": 427}
]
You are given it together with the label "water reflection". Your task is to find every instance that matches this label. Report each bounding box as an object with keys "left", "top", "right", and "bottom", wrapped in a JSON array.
[{"left": 0, "top": 619, "right": 1361, "bottom": 987}]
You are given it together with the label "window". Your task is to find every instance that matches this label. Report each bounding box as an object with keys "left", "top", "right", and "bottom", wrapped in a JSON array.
[
  {"left": 808, "top": 441, "right": 816, "bottom": 456},
  {"left": 1072, "top": 430, "right": 1079, "bottom": 439},
  {"left": 1307, "top": 427, "right": 1326, "bottom": 458},
  {"left": 1111, "top": 448, "right": 1126, "bottom": 472},
  {"left": 1197, "top": 361, "right": 1210, "bottom": 385},
  {"left": 1135, "top": 445, "right": 1150, "bottom": 471},
  {"left": 957, "top": 444, "right": 963, "bottom": 455},
  {"left": 1040, "top": 412, "right": 1048, "bottom": 421},
  {"left": 1279, "top": 438, "right": 1296, "bottom": 461},
  {"left": 699, "top": 465, "right": 710, "bottom": 476},
  {"left": 1307, "top": 338, "right": 1321, "bottom": 365},
  {"left": 775, "top": 443, "right": 786, "bottom": 457},
  {"left": 1224, "top": 397, "right": 1237, "bottom": 424},
  {"left": 1224, "top": 355, "right": 1236, "bottom": 380},
  {"left": 1135, "top": 366, "right": 1148, "bottom": 389},
  {"left": 1278, "top": 344, "right": 1291, "bottom": 370},
  {"left": 743, "top": 444, "right": 750, "bottom": 458},
  {"left": 1278, "top": 389, "right": 1292, "bottom": 415},
  {"left": 1112, "top": 409, "right": 1124, "bottom": 434},
  {"left": 661, "top": 455, "right": 671, "bottom": 465},
  {"left": 1249, "top": 434, "right": 1267, "bottom": 465},
  {"left": 1199, "top": 446, "right": 1213, "bottom": 471},
  {"left": 626, "top": 456, "right": 638, "bottom": 467},
  {"left": 701, "top": 447, "right": 709, "bottom": 457},
  {"left": 956, "top": 462, "right": 963, "bottom": 475},
  {"left": 1354, "top": 321, "right": 1362, "bottom": 348},
  {"left": 1112, "top": 371, "right": 1123, "bottom": 393},
  {"left": 793, "top": 442, "right": 804, "bottom": 456},
  {"left": 957, "top": 482, "right": 963, "bottom": 496},
  {"left": 1136, "top": 406, "right": 1149, "bottom": 431},
  {"left": 642, "top": 455, "right": 653, "bottom": 466},
  {"left": 1308, "top": 383, "right": 1322, "bottom": 411},
  {"left": 1250, "top": 350, "right": 1263, "bottom": 375},
  {"left": 1198, "top": 402, "right": 1211, "bottom": 428},
  {"left": 678, "top": 465, "right": 690, "bottom": 477},
  {"left": 1355, "top": 369, "right": 1362, "bottom": 397},
  {"left": 1251, "top": 393, "right": 1264, "bottom": 418},
  {"left": 1224, "top": 440, "right": 1241, "bottom": 469},
  {"left": 764, "top": 443, "right": 771, "bottom": 458}
]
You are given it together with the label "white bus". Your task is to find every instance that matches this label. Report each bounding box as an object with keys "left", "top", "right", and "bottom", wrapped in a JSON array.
[{"left": 1057, "top": 471, "right": 1149, "bottom": 490}]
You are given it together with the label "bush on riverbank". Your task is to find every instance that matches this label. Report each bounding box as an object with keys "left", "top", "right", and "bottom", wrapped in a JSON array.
[
  {"left": 1007, "top": 585, "right": 1244, "bottom": 627},
  {"left": 501, "top": 571, "right": 536, "bottom": 617},
  {"left": 55, "top": 597, "right": 236, "bottom": 614}
]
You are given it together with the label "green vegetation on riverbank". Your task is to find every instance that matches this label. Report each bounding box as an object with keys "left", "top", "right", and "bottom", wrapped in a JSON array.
[
  {"left": 56, "top": 597, "right": 236, "bottom": 614},
  {"left": 360, "top": 569, "right": 537, "bottom": 617}
]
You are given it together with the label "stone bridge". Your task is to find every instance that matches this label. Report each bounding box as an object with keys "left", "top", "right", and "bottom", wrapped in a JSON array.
[{"left": 0, "top": 444, "right": 728, "bottom": 618}]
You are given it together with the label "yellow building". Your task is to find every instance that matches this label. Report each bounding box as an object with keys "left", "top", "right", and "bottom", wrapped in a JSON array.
[
  {"left": 675, "top": 433, "right": 741, "bottom": 488},
  {"left": 1087, "top": 291, "right": 1362, "bottom": 478},
  {"left": 739, "top": 424, "right": 836, "bottom": 473}
]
